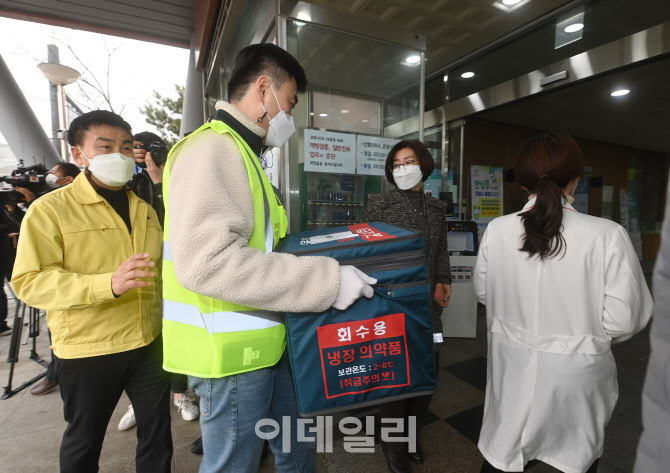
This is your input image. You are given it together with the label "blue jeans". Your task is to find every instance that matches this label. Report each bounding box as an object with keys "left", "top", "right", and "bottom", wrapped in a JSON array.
[{"left": 189, "top": 354, "right": 315, "bottom": 473}]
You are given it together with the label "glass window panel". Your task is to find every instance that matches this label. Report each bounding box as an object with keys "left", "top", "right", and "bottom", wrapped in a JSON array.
[
  {"left": 312, "top": 92, "right": 380, "bottom": 134},
  {"left": 285, "top": 19, "right": 423, "bottom": 232}
]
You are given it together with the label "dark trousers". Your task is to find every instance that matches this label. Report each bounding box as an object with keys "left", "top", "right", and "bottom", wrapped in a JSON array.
[
  {"left": 0, "top": 271, "right": 8, "bottom": 327},
  {"left": 56, "top": 336, "right": 172, "bottom": 473},
  {"left": 378, "top": 345, "right": 441, "bottom": 446},
  {"left": 46, "top": 328, "right": 57, "bottom": 382},
  {"left": 46, "top": 355, "right": 56, "bottom": 382},
  {"left": 171, "top": 372, "right": 188, "bottom": 393},
  {"left": 480, "top": 458, "right": 600, "bottom": 473},
  {"left": 378, "top": 394, "right": 433, "bottom": 438}
]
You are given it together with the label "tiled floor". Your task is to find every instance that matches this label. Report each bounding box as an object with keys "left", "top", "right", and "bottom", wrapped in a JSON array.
[{"left": 1, "top": 287, "right": 652, "bottom": 472}]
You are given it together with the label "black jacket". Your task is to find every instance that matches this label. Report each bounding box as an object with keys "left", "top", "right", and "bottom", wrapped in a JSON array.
[
  {"left": 363, "top": 189, "right": 452, "bottom": 333},
  {"left": 5, "top": 205, "right": 26, "bottom": 228},
  {"left": 0, "top": 208, "right": 19, "bottom": 274},
  {"left": 129, "top": 171, "right": 165, "bottom": 225}
]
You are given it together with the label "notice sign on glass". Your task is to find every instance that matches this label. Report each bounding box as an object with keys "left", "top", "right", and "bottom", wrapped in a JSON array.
[
  {"left": 357, "top": 135, "right": 399, "bottom": 176},
  {"left": 471, "top": 165, "right": 503, "bottom": 243},
  {"left": 304, "top": 129, "right": 355, "bottom": 174}
]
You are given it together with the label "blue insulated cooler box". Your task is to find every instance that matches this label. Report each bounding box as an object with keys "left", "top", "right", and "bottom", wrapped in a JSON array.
[{"left": 278, "top": 222, "right": 436, "bottom": 416}]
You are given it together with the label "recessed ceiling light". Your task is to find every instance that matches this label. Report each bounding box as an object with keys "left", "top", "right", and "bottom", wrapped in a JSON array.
[
  {"left": 340, "top": 109, "right": 349, "bottom": 114},
  {"left": 611, "top": 89, "right": 630, "bottom": 97},
  {"left": 294, "top": 12, "right": 311, "bottom": 26},
  {"left": 502, "top": 0, "right": 522, "bottom": 5},
  {"left": 564, "top": 23, "right": 584, "bottom": 33},
  {"left": 405, "top": 55, "right": 421, "bottom": 65},
  {"left": 461, "top": 71, "right": 475, "bottom": 79},
  {"left": 319, "top": 113, "right": 328, "bottom": 117},
  {"left": 361, "top": 119, "right": 369, "bottom": 123}
]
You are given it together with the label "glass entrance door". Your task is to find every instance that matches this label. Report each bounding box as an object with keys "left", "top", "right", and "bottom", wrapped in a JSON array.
[{"left": 282, "top": 19, "right": 424, "bottom": 232}]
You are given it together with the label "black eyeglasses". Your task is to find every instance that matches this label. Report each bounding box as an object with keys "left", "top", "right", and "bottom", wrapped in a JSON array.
[{"left": 390, "top": 159, "right": 417, "bottom": 171}]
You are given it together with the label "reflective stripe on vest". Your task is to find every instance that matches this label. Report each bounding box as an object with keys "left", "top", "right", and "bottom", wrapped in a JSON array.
[
  {"left": 163, "top": 299, "right": 282, "bottom": 334},
  {"left": 164, "top": 240, "right": 172, "bottom": 261},
  {"left": 162, "top": 240, "right": 282, "bottom": 333}
]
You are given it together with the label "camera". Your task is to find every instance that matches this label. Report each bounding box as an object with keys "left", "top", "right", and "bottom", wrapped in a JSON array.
[
  {"left": 0, "top": 161, "right": 49, "bottom": 205},
  {"left": 146, "top": 141, "right": 168, "bottom": 166}
]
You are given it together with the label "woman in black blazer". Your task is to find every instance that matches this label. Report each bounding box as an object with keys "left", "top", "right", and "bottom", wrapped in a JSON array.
[{"left": 363, "top": 139, "right": 452, "bottom": 473}]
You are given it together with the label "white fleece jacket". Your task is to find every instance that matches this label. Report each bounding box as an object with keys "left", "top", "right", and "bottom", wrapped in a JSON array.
[{"left": 168, "top": 101, "right": 340, "bottom": 313}]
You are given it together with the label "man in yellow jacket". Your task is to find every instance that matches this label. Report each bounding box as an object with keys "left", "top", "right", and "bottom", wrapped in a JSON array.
[{"left": 12, "top": 110, "right": 172, "bottom": 473}]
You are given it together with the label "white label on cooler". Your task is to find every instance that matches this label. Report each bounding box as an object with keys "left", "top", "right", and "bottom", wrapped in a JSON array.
[{"left": 308, "top": 231, "right": 358, "bottom": 245}]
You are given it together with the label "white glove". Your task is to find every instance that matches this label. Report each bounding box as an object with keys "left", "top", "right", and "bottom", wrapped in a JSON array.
[{"left": 333, "top": 265, "right": 377, "bottom": 311}]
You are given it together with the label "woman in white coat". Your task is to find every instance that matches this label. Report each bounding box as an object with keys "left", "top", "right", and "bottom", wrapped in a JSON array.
[{"left": 474, "top": 133, "right": 653, "bottom": 473}]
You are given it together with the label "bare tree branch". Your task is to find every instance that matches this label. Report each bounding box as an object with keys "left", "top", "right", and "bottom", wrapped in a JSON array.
[
  {"left": 57, "top": 39, "right": 108, "bottom": 99},
  {"left": 52, "top": 36, "right": 130, "bottom": 114}
]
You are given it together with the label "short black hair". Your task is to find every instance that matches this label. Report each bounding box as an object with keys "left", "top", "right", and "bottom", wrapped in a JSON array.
[
  {"left": 67, "top": 110, "right": 132, "bottom": 147},
  {"left": 53, "top": 162, "right": 81, "bottom": 178},
  {"left": 133, "top": 131, "right": 164, "bottom": 146},
  {"left": 227, "top": 44, "right": 308, "bottom": 102},
  {"left": 385, "top": 139, "right": 435, "bottom": 186}
]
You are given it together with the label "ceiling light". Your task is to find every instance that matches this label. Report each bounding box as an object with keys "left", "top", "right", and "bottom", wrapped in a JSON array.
[
  {"left": 461, "top": 71, "right": 475, "bottom": 79},
  {"left": 294, "top": 12, "right": 311, "bottom": 26},
  {"left": 611, "top": 89, "right": 630, "bottom": 97},
  {"left": 564, "top": 23, "right": 584, "bottom": 33},
  {"left": 340, "top": 109, "right": 349, "bottom": 114},
  {"left": 361, "top": 119, "right": 369, "bottom": 123},
  {"left": 309, "top": 112, "right": 314, "bottom": 116},
  {"left": 493, "top": 0, "right": 526, "bottom": 12},
  {"left": 319, "top": 113, "right": 328, "bottom": 117},
  {"left": 443, "top": 75, "right": 448, "bottom": 82},
  {"left": 555, "top": 9, "right": 585, "bottom": 49},
  {"left": 405, "top": 55, "right": 421, "bottom": 65}
]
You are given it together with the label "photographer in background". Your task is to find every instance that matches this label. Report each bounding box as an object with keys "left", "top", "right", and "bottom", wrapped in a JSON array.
[
  {"left": 129, "top": 131, "right": 167, "bottom": 224},
  {"left": 1, "top": 162, "right": 80, "bottom": 339},
  {"left": 0, "top": 207, "right": 18, "bottom": 335},
  {"left": 118, "top": 131, "right": 199, "bottom": 430},
  {"left": 5, "top": 162, "right": 81, "bottom": 227}
]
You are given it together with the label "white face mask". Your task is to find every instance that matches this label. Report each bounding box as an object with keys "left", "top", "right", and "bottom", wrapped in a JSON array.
[
  {"left": 393, "top": 164, "right": 423, "bottom": 190},
  {"left": 45, "top": 173, "right": 62, "bottom": 189},
  {"left": 261, "top": 83, "right": 296, "bottom": 148},
  {"left": 78, "top": 147, "right": 136, "bottom": 187}
]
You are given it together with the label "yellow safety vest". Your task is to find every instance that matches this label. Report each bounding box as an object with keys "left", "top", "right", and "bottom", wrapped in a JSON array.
[{"left": 162, "top": 119, "right": 288, "bottom": 378}]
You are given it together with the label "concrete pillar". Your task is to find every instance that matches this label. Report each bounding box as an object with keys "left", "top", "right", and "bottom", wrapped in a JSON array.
[
  {"left": 179, "top": 36, "right": 205, "bottom": 137},
  {"left": 48, "top": 45, "right": 60, "bottom": 153},
  {"left": 0, "top": 53, "right": 61, "bottom": 168}
]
